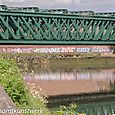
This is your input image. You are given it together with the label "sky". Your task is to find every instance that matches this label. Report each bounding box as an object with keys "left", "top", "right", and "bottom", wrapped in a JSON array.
[{"left": 0, "top": 0, "right": 115, "bottom": 12}]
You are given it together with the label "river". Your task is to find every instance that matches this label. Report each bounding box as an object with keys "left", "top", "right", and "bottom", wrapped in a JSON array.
[
  {"left": 20, "top": 58, "right": 115, "bottom": 113},
  {"left": 24, "top": 68, "right": 115, "bottom": 96}
]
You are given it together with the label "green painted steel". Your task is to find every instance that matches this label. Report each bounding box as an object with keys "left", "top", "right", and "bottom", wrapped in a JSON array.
[
  {"left": 96, "top": 12, "right": 115, "bottom": 17},
  {"left": 77, "top": 102, "right": 115, "bottom": 115},
  {"left": 0, "top": 6, "right": 115, "bottom": 44}
]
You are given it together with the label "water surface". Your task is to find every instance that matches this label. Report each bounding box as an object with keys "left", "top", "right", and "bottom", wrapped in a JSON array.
[{"left": 24, "top": 67, "right": 115, "bottom": 96}]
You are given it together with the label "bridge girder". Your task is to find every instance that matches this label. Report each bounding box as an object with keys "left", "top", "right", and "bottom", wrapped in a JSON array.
[{"left": 0, "top": 11, "right": 115, "bottom": 45}]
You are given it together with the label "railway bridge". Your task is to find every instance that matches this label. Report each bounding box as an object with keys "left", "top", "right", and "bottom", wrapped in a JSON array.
[
  {"left": 0, "top": 5, "right": 115, "bottom": 115},
  {"left": 0, "top": 5, "right": 115, "bottom": 45}
]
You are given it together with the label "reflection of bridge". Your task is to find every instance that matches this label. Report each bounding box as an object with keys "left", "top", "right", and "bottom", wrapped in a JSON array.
[
  {"left": 0, "top": 5, "right": 115, "bottom": 44},
  {"left": 77, "top": 101, "right": 115, "bottom": 115}
]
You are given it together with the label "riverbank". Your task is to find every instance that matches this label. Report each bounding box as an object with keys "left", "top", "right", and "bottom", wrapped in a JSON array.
[
  {"left": 0, "top": 59, "right": 78, "bottom": 115},
  {"left": 50, "top": 58, "right": 115, "bottom": 69},
  {"left": 0, "top": 52, "right": 115, "bottom": 59},
  {"left": 0, "top": 60, "right": 50, "bottom": 114},
  {"left": 0, "top": 53, "right": 115, "bottom": 70}
]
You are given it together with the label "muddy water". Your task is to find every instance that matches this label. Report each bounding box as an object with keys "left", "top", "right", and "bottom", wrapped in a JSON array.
[{"left": 23, "top": 67, "right": 115, "bottom": 96}]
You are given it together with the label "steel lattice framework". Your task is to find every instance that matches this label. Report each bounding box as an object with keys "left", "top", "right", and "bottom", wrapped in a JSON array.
[{"left": 0, "top": 10, "right": 115, "bottom": 44}]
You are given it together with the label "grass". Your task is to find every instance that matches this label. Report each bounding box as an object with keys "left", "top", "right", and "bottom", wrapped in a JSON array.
[
  {"left": 0, "top": 52, "right": 115, "bottom": 70},
  {"left": 0, "top": 59, "right": 49, "bottom": 114},
  {"left": 0, "top": 59, "right": 78, "bottom": 115},
  {"left": 0, "top": 52, "right": 114, "bottom": 59},
  {"left": 0, "top": 53, "right": 114, "bottom": 114},
  {"left": 50, "top": 58, "right": 115, "bottom": 70}
]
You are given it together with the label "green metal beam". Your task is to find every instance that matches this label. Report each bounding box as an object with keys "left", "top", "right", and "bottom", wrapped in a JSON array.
[
  {"left": 0, "top": 11, "right": 115, "bottom": 45},
  {"left": 0, "top": 40, "right": 113, "bottom": 45}
]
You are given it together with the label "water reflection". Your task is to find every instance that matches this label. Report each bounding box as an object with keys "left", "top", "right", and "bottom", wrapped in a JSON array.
[{"left": 24, "top": 68, "right": 115, "bottom": 96}]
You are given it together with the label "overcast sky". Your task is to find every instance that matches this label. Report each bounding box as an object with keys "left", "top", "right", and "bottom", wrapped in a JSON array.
[{"left": 0, "top": 0, "right": 115, "bottom": 12}]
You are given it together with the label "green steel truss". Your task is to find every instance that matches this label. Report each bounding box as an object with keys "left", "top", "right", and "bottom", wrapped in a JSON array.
[
  {"left": 77, "top": 102, "right": 115, "bottom": 115},
  {"left": 0, "top": 10, "right": 115, "bottom": 44}
]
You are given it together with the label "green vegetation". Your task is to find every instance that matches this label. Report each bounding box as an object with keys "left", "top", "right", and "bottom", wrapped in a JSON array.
[
  {"left": 0, "top": 60, "right": 49, "bottom": 112},
  {"left": 0, "top": 52, "right": 115, "bottom": 72},
  {"left": 51, "top": 103, "right": 78, "bottom": 115},
  {"left": 50, "top": 58, "right": 115, "bottom": 70},
  {"left": 0, "top": 59, "right": 77, "bottom": 115},
  {"left": 0, "top": 52, "right": 114, "bottom": 60},
  {"left": 0, "top": 53, "right": 114, "bottom": 114}
]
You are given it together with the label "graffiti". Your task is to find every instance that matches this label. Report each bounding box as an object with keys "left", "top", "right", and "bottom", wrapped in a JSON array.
[
  {"left": 60, "top": 48, "right": 76, "bottom": 52},
  {"left": 91, "top": 48, "right": 111, "bottom": 52},
  {"left": 76, "top": 48, "right": 91, "bottom": 52},
  {"left": 12, "top": 48, "right": 33, "bottom": 53},
  {"left": 76, "top": 47, "right": 111, "bottom": 53},
  {"left": 0, "top": 46, "right": 112, "bottom": 53},
  {"left": 34, "top": 48, "right": 61, "bottom": 53},
  {"left": 34, "top": 48, "right": 76, "bottom": 53}
]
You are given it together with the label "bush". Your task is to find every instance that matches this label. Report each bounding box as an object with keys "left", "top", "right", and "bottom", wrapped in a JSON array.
[
  {"left": 0, "top": 59, "right": 77, "bottom": 115},
  {"left": 0, "top": 60, "right": 46, "bottom": 108},
  {"left": 0, "top": 60, "right": 26, "bottom": 106},
  {"left": 52, "top": 103, "right": 77, "bottom": 115}
]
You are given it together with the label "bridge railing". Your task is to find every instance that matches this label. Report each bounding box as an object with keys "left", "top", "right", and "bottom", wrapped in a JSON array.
[
  {"left": 1, "top": 5, "right": 115, "bottom": 16},
  {"left": 0, "top": 6, "right": 115, "bottom": 44}
]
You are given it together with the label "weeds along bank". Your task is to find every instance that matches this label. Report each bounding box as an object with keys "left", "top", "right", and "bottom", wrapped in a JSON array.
[
  {"left": 0, "top": 53, "right": 115, "bottom": 71},
  {"left": 0, "top": 60, "right": 48, "bottom": 109},
  {"left": 0, "top": 60, "right": 50, "bottom": 113},
  {"left": 0, "top": 59, "right": 77, "bottom": 115},
  {"left": 0, "top": 56, "right": 114, "bottom": 114}
]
